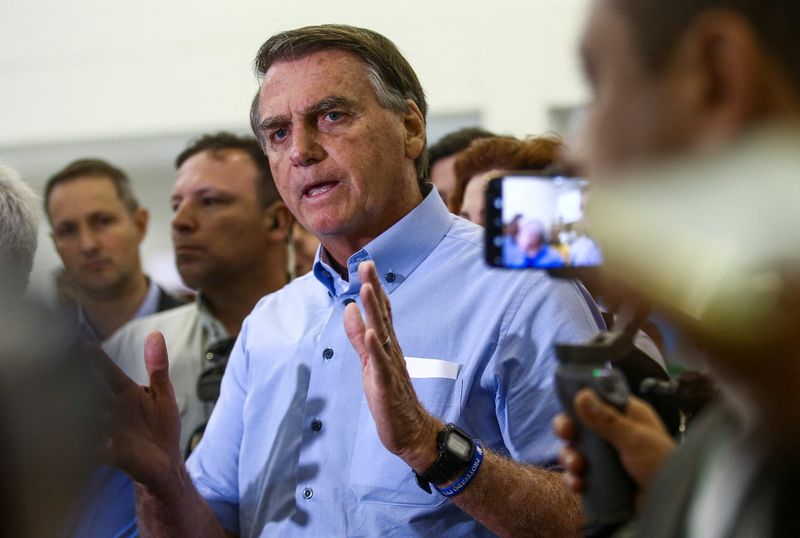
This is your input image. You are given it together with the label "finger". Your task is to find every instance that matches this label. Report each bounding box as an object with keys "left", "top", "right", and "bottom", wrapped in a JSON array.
[
  {"left": 364, "top": 326, "right": 396, "bottom": 380},
  {"left": 343, "top": 302, "right": 369, "bottom": 364},
  {"left": 563, "top": 471, "right": 584, "bottom": 494},
  {"left": 358, "top": 261, "right": 391, "bottom": 324},
  {"left": 573, "top": 389, "right": 633, "bottom": 448},
  {"left": 144, "top": 332, "right": 172, "bottom": 394},
  {"left": 558, "top": 445, "right": 585, "bottom": 472},
  {"left": 552, "top": 413, "right": 577, "bottom": 440},
  {"left": 625, "top": 395, "right": 669, "bottom": 431},
  {"left": 360, "top": 282, "right": 390, "bottom": 345},
  {"left": 84, "top": 342, "right": 134, "bottom": 394}
]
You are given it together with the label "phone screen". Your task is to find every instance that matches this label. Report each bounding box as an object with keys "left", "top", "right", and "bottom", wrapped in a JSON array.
[{"left": 484, "top": 174, "right": 603, "bottom": 271}]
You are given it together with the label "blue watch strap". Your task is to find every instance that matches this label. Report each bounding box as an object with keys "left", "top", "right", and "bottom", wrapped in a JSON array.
[{"left": 435, "top": 441, "right": 484, "bottom": 497}]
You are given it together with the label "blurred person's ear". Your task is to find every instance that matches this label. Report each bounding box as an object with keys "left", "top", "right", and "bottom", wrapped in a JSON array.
[
  {"left": 264, "top": 201, "right": 294, "bottom": 242},
  {"left": 132, "top": 206, "right": 149, "bottom": 243},
  {"left": 670, "top": 11, "right": 779, "bottom": 152}
]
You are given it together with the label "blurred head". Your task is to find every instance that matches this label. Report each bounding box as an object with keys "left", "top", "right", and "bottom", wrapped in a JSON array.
[
  {"left": 171, "top": 132, "right": 291, "bottom": 291},
  {"left": 45, "top": 159, "right": 147, "bottom": 301},
  {"left": 0, "top": 163, "right": 38, "bottom": 294},
  {"left": 516, "top": 218, "right": 546, "bottom": 253},
  {"left": 428, "top": 127, "right": 495, "bottom": 205},
  {"left": 451, "top": 135, "right": 563, "bottom": 224},
  {"left": 291, "top": 221, "right": 320, "bottom": 276},
  {"left": 250, "top": 25, "right": 427, "bottom": 248},
  {"left": 0, "top": 299, "right": 98, "bottom": 537},
  {"left": 576, "top": 0, "right": 800, "bottom": 176}
]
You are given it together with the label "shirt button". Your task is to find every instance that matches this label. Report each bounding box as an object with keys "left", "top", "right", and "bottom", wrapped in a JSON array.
[
  {"left": 343, "top": 298, "right": 356, "bottom": 306},
  {"left": 385, "top": 272, "right": 396, "bottom": 283},
  {"left": 311, "top": 418, "right": 323, "bottom": 432},
  {"left": 302, "top": 487, "right": 313, "bottom": 500},
  {"left": 322, "top": 348, "right": 334, "bottom": 360}
]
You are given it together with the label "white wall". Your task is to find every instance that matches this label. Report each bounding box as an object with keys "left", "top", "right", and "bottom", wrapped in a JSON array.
[
  {"left": 1, "top": 0, "right": 590, "bottom": 145},
  {"left": 0, "top": 0, "right": 592, "bottom": 299}
]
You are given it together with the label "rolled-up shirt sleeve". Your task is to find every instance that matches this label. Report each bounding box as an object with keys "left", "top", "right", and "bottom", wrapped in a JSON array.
[{"left": 186, "top": 317, "right": 251, "bottom": 535}]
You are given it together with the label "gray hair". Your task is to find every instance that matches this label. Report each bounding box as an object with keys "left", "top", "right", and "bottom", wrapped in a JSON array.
[
  {"left": 251, "top": 24, "right": 429, "bottom": 188},
  {"left": 0, "top": 162, "right": 39, "bottom": 292}
]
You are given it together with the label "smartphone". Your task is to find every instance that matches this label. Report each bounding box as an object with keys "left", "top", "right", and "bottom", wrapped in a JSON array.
[{"left": 484, "top": 173, "right": 603, "bottom": 272}]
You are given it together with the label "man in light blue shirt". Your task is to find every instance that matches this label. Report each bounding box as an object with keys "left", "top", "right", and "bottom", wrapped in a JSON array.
[{"left": 99, "top": 24, "right": 601, "bottom": 537}]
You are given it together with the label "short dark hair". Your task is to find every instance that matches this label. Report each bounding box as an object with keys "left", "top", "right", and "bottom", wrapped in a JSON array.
[
  {"left": 428, "top": 127, "right": 496, "bottom": 168},
  {"left": 44, "top": 159, "right": 139, "bottom": 219},
  {"left": 175, "top": 132, "right": 280, "bottom": 207},
  {"left": 251, "top": 24, "right": 429, "bottom": 188},
  {"left": 615, "top": 0, "right": 800, "bottom": 86}
]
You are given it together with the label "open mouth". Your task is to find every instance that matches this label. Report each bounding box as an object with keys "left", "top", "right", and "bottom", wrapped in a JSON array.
[{"left": 303, "top": 180, "right": 339, "bottom": 198}]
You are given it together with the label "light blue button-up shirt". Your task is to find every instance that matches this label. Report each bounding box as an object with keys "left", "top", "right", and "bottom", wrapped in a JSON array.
[{"left": 187, "top": 189, "right": 602, "bottom": 537}]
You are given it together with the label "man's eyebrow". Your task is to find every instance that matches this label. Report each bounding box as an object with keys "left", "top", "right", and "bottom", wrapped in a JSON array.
[
  {"left": 302, "top": 96, "right": 357, "bottom": 117},
  {"left": 258, "top": 96, "right": 357, "bottom": 133},
  {"left": 170, "top": 187, "right": 222, "bottom": 203},
  {"left": 258, "top": 113, "right": 290, "bottom": 134}
]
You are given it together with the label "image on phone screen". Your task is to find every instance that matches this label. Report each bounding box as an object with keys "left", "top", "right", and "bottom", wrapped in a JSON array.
[{"left": 485, "top": 174, "right": 603, "bottom": 270}]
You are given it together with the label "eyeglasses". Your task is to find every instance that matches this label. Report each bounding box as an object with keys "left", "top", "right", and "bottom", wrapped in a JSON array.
[{"left": 187, "top": 338, "right": 236, "bottom": 458}]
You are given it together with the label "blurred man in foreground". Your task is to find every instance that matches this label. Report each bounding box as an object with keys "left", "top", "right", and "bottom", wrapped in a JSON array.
[
  {"left": 555, "top": 0, "right": 800, "bottom": 535},
  {"left": 1, "top": 162, "right": 100, "bottom": 537}
]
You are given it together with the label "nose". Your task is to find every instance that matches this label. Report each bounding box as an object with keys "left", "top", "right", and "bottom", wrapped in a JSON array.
[
  {"left": 289, "top": 124, "right": 325, "bottom": 167},
  {"left": 171, "top": 200, "right": 197, "bottom": 235},
  {"left": 78, "top": 226, "right": 100, "bottom": 255}
]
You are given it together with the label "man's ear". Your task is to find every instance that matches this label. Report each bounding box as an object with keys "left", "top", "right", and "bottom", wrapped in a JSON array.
[
  {"left": 132, "top": 207, "right": 149, "bottom": 243},
  {"left": 264, "top": 202, "right": 294, "bottom": 241},
  {"left": 403, "top": 99, "right": 426, "bottom": 161},
  {"left": 677, "top": 10, "right": 767, "bottom": 140}
]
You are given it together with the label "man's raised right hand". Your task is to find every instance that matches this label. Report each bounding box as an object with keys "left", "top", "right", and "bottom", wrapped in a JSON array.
[{"left": 90, "top": 331, "right": 183, "bottom": 494}]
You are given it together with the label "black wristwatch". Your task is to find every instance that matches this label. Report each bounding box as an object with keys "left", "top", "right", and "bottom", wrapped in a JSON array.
[{"left": 414, "top": 423, "right": 475, "bottom": 493}]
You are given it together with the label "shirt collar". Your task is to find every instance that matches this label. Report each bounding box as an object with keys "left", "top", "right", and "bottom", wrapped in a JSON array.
[
  {"left": 194, "top": 293, "right": 230, "bottom": 342},
  {"left": 77, "top": 277, "right": 160, "bottom": 342},
  {"left": 312, "top": 186, "right": 452, "bottom": 298},
  {"left": 133, "top": 278, "right": 161, "bottom": 319}
]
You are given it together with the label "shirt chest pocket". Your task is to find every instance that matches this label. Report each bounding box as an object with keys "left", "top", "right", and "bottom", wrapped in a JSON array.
[{"left": 348, "top": 362, "right": 463, "bottom": 508}]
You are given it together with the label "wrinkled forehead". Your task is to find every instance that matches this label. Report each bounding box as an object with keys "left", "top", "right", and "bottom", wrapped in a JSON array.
[{"left": 258, "top": 49, "right": 372, "bottom": 109}]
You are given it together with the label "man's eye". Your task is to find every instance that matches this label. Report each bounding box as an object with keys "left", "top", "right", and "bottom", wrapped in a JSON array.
[
  {"left": 325, "top": 111, "right": 342, "bottom": 122},
  {"left": 201, "top": 197, "right": 221, "bottom": 207},
  {"left": 272, "top": 128, "right": 288, "bottom": 141},
  {"left": 56, "top": 226, "right": 76, "bottom": 238}
]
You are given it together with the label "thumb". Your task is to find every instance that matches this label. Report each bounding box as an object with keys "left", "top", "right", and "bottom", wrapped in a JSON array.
[
  {"left": 343, "top": 302, "right": 368, "bottom": 364},
  {"left": 144, "top": 331, "right": 171, "bottom": 392},
  {"left": 573, "top": 389, "right": 632, "bottom": 448}
]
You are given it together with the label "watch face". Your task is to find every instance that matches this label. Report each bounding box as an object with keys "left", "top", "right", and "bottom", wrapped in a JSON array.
[{"left": 446, "top": 433, "right": 472, "bottom": 460}]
